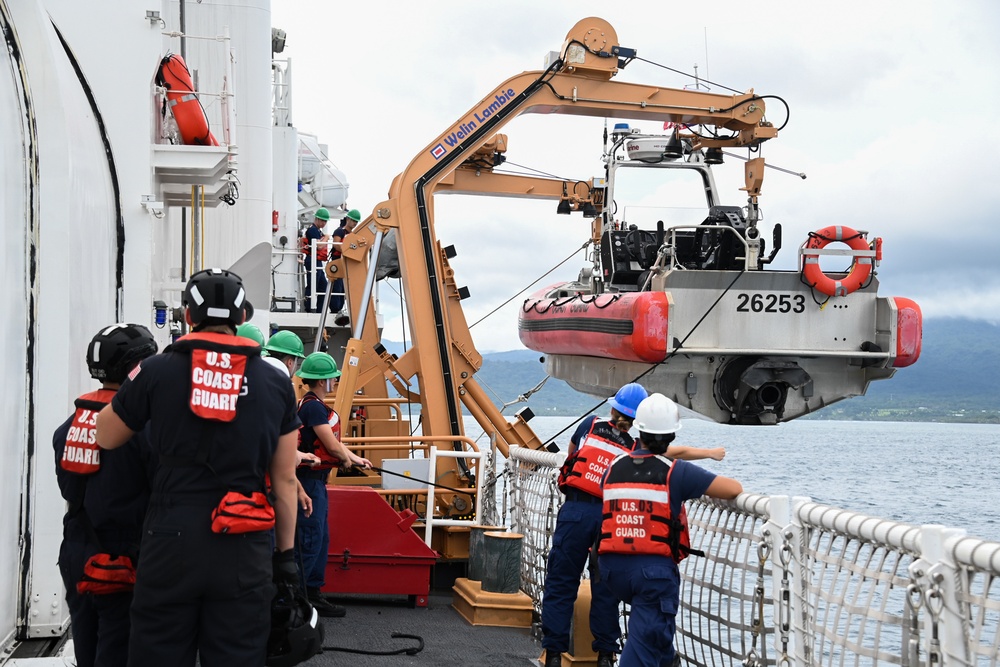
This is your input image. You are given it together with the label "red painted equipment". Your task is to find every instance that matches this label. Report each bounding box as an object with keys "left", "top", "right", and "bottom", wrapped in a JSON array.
[
  {"left": 323, "top": 486, "right": 438, "bottom": 607},
  {"left": 518, "top": 287, "right": 669, "bottom": 363},
  {"left": 890, "top": 297, "right": 923, "bottom": 368}
]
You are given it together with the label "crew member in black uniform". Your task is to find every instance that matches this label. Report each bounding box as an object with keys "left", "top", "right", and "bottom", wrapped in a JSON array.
[
  {"left": 54, "top": 324, "right": 158, "bottom": 667},
  {"left": 96, "top": 268, "right": 302, "bottom": 667}
]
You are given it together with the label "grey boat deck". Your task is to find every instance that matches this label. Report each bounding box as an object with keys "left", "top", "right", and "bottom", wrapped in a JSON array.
[{"left": 311, "top": 589, "right": 541, "bottom": 666}]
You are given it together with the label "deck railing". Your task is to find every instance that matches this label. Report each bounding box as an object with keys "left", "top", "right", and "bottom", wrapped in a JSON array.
[{"left": 494, "top": 446, "right": 1000, "bottom": 667}]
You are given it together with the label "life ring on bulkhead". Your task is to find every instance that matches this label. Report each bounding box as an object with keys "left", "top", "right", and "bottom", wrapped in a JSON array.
[
  {"left": 156, "top": 54, "right": 220, "bottom": 147},
  {"left": 801, "top": 225, "right": 874, "bottom": 297}
]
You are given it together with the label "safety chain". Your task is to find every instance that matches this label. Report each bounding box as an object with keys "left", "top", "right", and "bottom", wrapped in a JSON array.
[
  {"left": 905, "top": 582, "right": 923, "bottom": 667},
  {"left": 925, "top": 574, "right": 945, "bottom": 667},
  {"left": 742, "top": 531, "right": 771, "bottom": 667},
  {"left": 908, "top": 569, "right": 945, "bottom": 667},
  {"left": 777, "top": 530, "right": 793, "bottom": 667}
]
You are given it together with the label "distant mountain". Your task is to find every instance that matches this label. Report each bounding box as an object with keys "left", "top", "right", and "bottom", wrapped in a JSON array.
[
  {"left": 482, "top": 317, "right": 1000, "bottom": 423},
  {"left": 817, "top": 317, "right": 1000, "bottom": 421},
  {"left": 381, "top": 317, "right": 1000, "bottom": 423}
]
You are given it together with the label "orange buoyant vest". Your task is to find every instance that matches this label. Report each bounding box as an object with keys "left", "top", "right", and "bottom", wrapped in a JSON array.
[
  {"left": 173, "top": 332, "right": 259, "bottom": 422},
  {"left": 62, "top": 389, "right": 117, "bottom": 475},
  {"left": 558, "top": 419, "right": 634, "bottom": 498},
  {"left": 598, "top": 453, "right": 695, "bottom": 562},
  {"left": 297, "top": 394, "right": 343, "bottom": 470}
]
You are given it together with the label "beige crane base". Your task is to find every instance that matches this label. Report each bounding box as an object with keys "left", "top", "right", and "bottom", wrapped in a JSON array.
[{"left": 451, "top": 577, "right": 533, "bottom": 628}]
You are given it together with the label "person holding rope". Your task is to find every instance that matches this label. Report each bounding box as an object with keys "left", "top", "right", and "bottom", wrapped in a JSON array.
[
  {"left": 294, "top": 352, "right": 371, "bottom": 617},
  {"left": 542, "top": 383, "right": 647, "bottom": 667}
]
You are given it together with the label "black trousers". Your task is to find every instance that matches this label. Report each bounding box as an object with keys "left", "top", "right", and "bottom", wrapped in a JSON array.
[
  {"left": 59, "top": 538, "right": 132, "bottom": 667},
  {"left": 127, "top": 503, "right": 274, "bottom": 667}
]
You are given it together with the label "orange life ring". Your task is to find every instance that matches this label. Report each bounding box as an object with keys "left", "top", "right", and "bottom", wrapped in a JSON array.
[
  {"left": 156, "top": 54, "right": 220, "bottom": 147},
  {"left": 801, "top": 225, "right": 872, "bottom": 297}
]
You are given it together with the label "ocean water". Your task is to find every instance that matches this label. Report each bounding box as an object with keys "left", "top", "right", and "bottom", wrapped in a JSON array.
[{"left": 467, "top": 416, "right": 1000, "bottom": 543}]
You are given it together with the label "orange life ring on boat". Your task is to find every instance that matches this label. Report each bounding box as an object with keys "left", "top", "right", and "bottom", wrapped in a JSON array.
[
  {"left": 156, "top": 54, "right": 220, "bottom": 147},
  {"left": 801, "top": 225, "right": 873, "bottom": 297}
]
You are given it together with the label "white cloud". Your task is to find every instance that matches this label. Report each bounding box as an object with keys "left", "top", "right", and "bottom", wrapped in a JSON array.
[{"left": 273, "top": 1, "right": 1000, "bottom": 350}]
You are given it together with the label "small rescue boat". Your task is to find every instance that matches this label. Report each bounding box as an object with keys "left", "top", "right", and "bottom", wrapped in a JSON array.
[{"left": 517, "top": 127, "right": 923, "bottom": 425}]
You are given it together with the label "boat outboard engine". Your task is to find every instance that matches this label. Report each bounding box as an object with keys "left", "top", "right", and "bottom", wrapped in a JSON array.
[{"left": 714, "top": 357, "right": 812, "bottom": 425}]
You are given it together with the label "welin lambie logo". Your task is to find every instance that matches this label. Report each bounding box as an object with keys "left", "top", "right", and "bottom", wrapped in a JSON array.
[{"left": 428, "top": 88, "right": 517, "bottom": 160}]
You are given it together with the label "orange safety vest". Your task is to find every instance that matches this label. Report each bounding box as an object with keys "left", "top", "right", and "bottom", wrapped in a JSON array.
[
  {"left": 299, "top": 234, "right": 330, "bottom": 262},
  {"left": 558, "top": 419, "right": 633, "bottom": 498},
  {"left": 297, "top": 394, "right": 342, "bottom": 470},
  {"left": 61, "top": 389, "right": 117, "bottom": 475},
  {"left": 174, "top": 332, "right": 258, "bottom": 422},
  {"left": 598, "top": 453, "right": 696, "bottom": 562}
]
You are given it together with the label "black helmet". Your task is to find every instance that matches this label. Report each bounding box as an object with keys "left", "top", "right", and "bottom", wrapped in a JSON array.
[
  {"left": 266, "top": 583, "right": 324, "bottom": 667},
  {"left": 182, "top": 268, "right": 247, "bottom": 327},
  {"left": 87, "top": 324, "right": 158, "bottom": 384}
]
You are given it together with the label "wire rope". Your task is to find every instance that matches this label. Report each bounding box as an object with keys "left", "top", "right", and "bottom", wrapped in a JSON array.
[{"left": 540, "top": 269, "right": 746, "bottom": 449}]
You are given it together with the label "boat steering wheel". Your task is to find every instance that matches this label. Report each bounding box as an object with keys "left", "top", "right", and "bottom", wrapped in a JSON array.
[{"left": 625, "top": 229, "right": 659, "bottom": 269}]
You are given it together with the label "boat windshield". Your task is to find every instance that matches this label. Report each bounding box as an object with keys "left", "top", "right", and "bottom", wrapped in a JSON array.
[{"left": 610, "top": 164, "right": 712, "bottom": 231}]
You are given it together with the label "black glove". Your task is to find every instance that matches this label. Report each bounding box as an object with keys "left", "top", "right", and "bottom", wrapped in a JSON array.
[{"left": 272, "top": 549, "right": 299, "bottom": 587}]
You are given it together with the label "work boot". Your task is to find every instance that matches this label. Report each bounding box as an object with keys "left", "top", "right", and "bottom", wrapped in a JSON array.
[
  {"left": 543, "top": 650, "right": 562, "bottom": 667},
  {"left": 307, "top": 588, "right": 347, "bottom": 618},
  {"left": 597, "top": 651, "right": 616, "bottom": 667}
]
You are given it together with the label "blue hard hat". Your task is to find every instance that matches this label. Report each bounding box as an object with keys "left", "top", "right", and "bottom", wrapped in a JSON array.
[{"left": 608, "top": 383, "right": 648, "bottom": 419}]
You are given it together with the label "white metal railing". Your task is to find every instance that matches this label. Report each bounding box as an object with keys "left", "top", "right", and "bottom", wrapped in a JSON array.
[
  {"left": 305, "top": 237, "right": 344, "bottom": 312},
  {"left": 423, "top": 446, "right": 486, "bottom": 546},
  {"left": 272, "top": 57, "right": 292, "bottom": 127},
  {"left": 498, "top": 447, "right": 1000, "bottom": 666},
  {"left": 157, "top": 28, "right": 237, "bottom": 151}
]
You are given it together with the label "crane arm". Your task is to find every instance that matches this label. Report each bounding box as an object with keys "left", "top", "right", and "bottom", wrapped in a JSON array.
[{"left": 333, "top": 17, "right": 780, "bottom": 459}]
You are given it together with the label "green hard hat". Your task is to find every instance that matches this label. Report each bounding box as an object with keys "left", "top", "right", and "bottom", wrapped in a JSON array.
[
  {"left": 296, "top": 352, "right": 341, "bottom": 380},
  {"left": 346, "top": 209, "right": 361, "bottom": 222},
  {"left": 236, "top": 323, "right": 265, "bottom": 346},
  {"left": 315, "top": 207, "right": 331, "bottom": 221},
  {"left": 264, "top": 330, "right": 305, "bottom": 358}
]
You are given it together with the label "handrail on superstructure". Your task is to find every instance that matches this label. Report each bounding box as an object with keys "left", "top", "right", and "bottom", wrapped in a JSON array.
[{"left": 662, "top": 223, "right": 753, "bottom": 271}]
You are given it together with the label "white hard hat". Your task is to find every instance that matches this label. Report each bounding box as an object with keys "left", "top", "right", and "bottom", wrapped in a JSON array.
[
  {"left": 263, "top": 355, "right": 290, "bottom": 377},
  {"left": 634, "top": 393, "right": 681, "bottom": 434}
]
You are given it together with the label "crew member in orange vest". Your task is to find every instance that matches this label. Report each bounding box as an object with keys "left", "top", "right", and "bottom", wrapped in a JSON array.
[
  {"left": 96, "top": 268, "right": 304, "bottom": 666},
  {"left": 293, "top": 352, "right": 371, "bottom": 617},
  {"left": 54, "top": 324, "right": 158, "bottom": 667},
  {"left": 598, "top": 394, "right": 742, "bottom": 667}
]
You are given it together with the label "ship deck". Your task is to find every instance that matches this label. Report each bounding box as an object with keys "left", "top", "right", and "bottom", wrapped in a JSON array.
[{"left": 312, "top": 587, "right": 541, "bottom": 666}]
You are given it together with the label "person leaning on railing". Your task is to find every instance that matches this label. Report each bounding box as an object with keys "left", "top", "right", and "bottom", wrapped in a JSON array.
[
  {"left": 301, "top": 207, "right": 332, "bottom": 313},
  {"left": 541, "top": 383, "right": 648, "bottom": 667},
  {"left": 598, "top": 393, "right": 742, "bottom": 667},
  {"left": 542, "top": 383, "right": 727, "bottom": 667},
  {"left": 328, "top": 208, "right": 361, "bottom": 314}
]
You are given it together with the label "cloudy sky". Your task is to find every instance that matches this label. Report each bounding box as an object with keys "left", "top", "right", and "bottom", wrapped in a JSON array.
[{"left": 272, "top": 0, "right": 1000, "bottom": 352}]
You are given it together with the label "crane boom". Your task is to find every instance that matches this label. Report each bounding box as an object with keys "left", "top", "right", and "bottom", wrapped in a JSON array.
[{"left": 330, "top": 17, "right": 778, "bottom": 460}]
